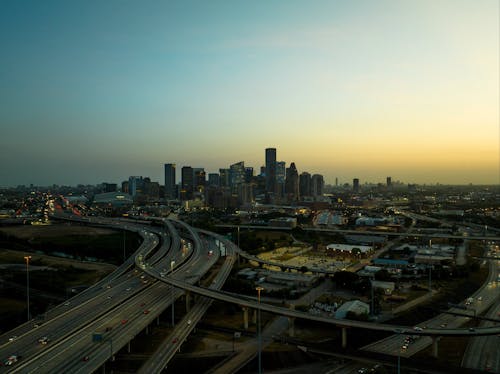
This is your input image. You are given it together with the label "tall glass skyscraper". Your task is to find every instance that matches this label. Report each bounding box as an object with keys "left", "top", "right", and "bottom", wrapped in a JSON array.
[{"left": 265, "top": 147, "right": 276, "bottom": 194}]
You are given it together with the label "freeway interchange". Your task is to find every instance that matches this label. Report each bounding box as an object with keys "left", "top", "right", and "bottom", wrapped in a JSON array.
[{"left": 0, "top": 215, "right": 499, "bottom": 373}]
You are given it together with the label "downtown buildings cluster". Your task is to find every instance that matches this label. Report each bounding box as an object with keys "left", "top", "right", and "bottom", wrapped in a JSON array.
[{"left": 125, "top": 148, "right": 326, "bottom": 210}]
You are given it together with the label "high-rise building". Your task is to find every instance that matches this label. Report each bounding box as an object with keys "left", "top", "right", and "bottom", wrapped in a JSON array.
[
  {"left": 164, "top": 163, "right": 176, "bottom": 199},
  {"left": 285, "top": 162, "right": 299, "bottom": 201},
  {"left": 245, "top": 167, "right": 254, "bottom": 183},
  {"left": 219, "top": 168, "right": 230, "bottom": 188},
  {"left": 230, "top": 162, "right": 246, "bottom": 192},
  {"left": 353, "top": 178, "right": 360, "bottom": 193},
  {"left": 193, "top": 168, "right": 206, "bottom": 193},
  {"left": 386, "top": 176, "right": 392, "bottom": 188},
  {"left": 265, "top": 148, "right": 276, "bottom": 194},
  {"left": 299, "top": 172, "right": 311, "bottom": 197},
  {"left": 181, "top": 166, "right": 194, "bottom": 200},
  {"left": 208, "top": 173, "right": 220, "bottom": 187},
  {"left": 128, "top": 176, "right": 144, "bottom": 197},
  {"left": 276, "top": 161, "right": 286, "bottom": 198},
  {"left": 311, "top": 174, "right": 324, "bottom": 197}
]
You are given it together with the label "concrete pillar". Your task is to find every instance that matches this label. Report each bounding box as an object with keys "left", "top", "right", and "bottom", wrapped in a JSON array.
[
  {"left": 185, "top": 291, "right": 191, "bottom": 312},
  {"left": 156, "top": 316, "right": 160, "bottom": 326},
  {"left": 252, "top": 309, "right": 257, "bottom": 324},
  {"left": 341, "top": 327, "right": 347, "bottom": 348},
  {"left": 145, "top": 325, "right": 149, "bottom": 335},
  {"left": 127, "top": 341, "right": 131, "bottom": 353},
  {"left": 288, "top": 317, "right": 295, "bottom": 337},
  {"left": 242, "top": 307, "right": 249, "bottom": 330},
  {"left": 431, "top": 336, "right": 439, "bottom": 358}
]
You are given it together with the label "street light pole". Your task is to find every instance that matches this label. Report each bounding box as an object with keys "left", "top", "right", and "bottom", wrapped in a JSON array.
[
  {"left": 256, "top": 286, "right": 264, "bottom": 374},
  {"left": 24, "top": 256, "right": 31, "bottom": 321},
  {"left": 171, "top": 260, "right": 175, "bottom": 327}
]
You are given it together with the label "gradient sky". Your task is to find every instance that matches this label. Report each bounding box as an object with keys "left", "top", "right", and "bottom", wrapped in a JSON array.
[{"left": 1, "top": 0, "right": 498, "bottom": 187}]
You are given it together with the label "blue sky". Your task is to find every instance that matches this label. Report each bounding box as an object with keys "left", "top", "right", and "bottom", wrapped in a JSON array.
[{"left": 1, "top": 0, "right": 498, "bottom": 186}]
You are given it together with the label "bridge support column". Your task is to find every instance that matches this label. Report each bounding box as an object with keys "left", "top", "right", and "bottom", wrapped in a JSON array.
[
  {"left": 157, "top": 316, "right": 160, "bottom": 326},
  {"left": 431, "top": 336, "right": 440, "bottom": 358},
  {"left": 145, "top": 325, "right": 149, "bottom": 335},
  {"left": 242, "top": 307, "right": 249, "bottom": 330},
  {"left": 252, "top": 309, "right": 257, "bottom": 324},
  {"left": 185, "top": 291, "right": 191, "bottom": 312},
  {"left": 288, "top": 317, "right": 295, "bottom": 337},
  {"left": 128, "top": 341, "right": 131, "bottom": 353},
  {"left": 341, "top": 327, "right": 347, "bottom": 348}
]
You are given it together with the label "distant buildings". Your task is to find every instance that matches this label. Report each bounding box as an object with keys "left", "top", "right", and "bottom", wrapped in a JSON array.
[{"left": 353, "top": 178, "right": 360, "bottom": 193}]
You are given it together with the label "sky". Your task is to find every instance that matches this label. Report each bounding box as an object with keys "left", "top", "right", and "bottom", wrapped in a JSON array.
[{"left": 0, "top": 0, "right": 498, "bottom": 187}]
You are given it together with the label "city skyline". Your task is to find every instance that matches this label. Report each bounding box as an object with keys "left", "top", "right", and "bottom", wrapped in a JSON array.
[{"left": 1, "top": 1, "right": 498, "bottom": 187}]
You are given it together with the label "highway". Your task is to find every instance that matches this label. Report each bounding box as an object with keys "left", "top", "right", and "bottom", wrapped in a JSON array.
[
  {"left": 137, "top": 231, "right": 236, "bottom": 373},
  {"left": 362, "top": 253, "right": 500, "bottom": 358},
  {"left": 1, "top": 212, "right": 499, "bottom": 373}
]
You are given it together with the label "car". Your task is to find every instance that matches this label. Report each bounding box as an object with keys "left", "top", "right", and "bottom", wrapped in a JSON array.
[
  {"left": 143, "top": 310, "right": 150, "bottom": 314},
  {"left": 187, "top": 319, "right": 192, "bottom": 325},
  {"left": 172, "top": 337, "right": 178, "bottom": 344},
  {"left": 82, "top": 356, "right": 89, "bottom": 362},
  {"left": 413, "top": 326, "right": 423, "bottom": 331},
  {"left": 121, "top": 319, "right": 128, "bottom": 325},
  {"left": 469, "top": 327, "right": 475, "bottom": 332},
  {"left": 440, "top": 323, "right": 447, "bottom": 328},
  {"left": 38, "top": 336, "right": 49, "bottom": 345},
  {"left": 126, "top": 287, "right": 131, "bottom": 292},
  {"left": 5, "top": 355, "right": 18, "bottom": 366},
  {"left": 401, "top": 344, "right": 408, "bottom": 350},
  {"left": 64, "top": 302, "right": 70, "bottom": 306},
  {"left": 106, "top": 296, "right": 112, "bottom": 299},
  {"left": 358, "top": 368, "right": 368, "bottom": 374},
  {"left": 8, "top": 336, "right": 17, "bottom": 342},
  {"left": 477, "top": 296, "right": 482, "bottom": 301}
]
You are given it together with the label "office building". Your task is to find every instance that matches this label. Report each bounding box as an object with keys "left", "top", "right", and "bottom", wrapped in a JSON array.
[
  {"left": 164, "top": 163, "right": 176, "bottom": 199},
  {"left": 208, "top": 173, "right": 220, "bottom": 187},
  {"left": 311, "top": 174, "right": 324, "bottom": 197},
  {"left": 276, "top": 161, "right": 286, "bottom": 198},
  {"left": 353, "top": 178, "right": 360, "bottom": 193},
  {"left": 128, "top": 176, "right": 144, "bottom": 197},
  {"left": 181, "top": 166, "right": 194, "bottom": 200},
  {"left": 285, "top": 162, "right": 299, "bottom": 201},
  {"left": 194, "top": 168, "right": 206, "bottom": 193},
  {"left": 265, "top": 147, "right": 277, "bottom": 194},
  {"left": 299, "top": 172, "right": 311, "bottom": 198}
]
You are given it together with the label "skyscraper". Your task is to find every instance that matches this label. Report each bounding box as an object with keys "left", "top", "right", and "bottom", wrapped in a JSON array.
[
  {"left": 230, "top": 161, "right": 246, "bottom": 192},
  {"left": 386, "top": 176, "right": 392, "bottom": 188},
  {"left": 193, "top": 168, "right": 206, "bottom": 193},
  {"left": 164, "top": 163, "right": 176, "bottom": 199},
  {"left": 299, "top": 172, "right": 311, "bottom": 198},
  {"left": 128, "top": 176, "right": 144, "bottom": 197},
  {"left": 311, "top": 174, "right": 324, "bottom": 197},
  {"left": 208, "top": 173, "right": 220, "bottom": 187},
  {"left": 181, "top": 166, "right": 194, "bottom": 200},
  {"left": 276, "top": 161, "right": 286, "bottom": 198},
  {"left": 285, "top": 162, "right": 299, "bottom": 201},
  {"left": 353, "top": 178, "right": 360, "bottom": 193},
  {"left": 265, "top": 148, "right": 276, "bottom": 194}
]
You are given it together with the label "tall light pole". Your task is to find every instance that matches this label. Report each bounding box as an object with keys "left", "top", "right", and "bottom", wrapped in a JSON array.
[
  {"left": 24, "top": 255, "right": 31, "bottom": 321},
  {"left": 170, "top": 260, "right": 175, "bottom": 327},
  {"left": 256, "top": 286, "right": 264, "bottom": 374}
]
